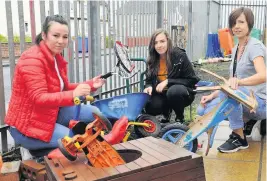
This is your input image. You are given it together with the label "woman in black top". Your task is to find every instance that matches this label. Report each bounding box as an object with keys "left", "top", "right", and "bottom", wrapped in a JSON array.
[{"left": 144, "top": 29, "right": 200, "bottom": 122}]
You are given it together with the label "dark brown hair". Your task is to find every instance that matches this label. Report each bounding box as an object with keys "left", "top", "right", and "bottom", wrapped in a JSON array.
[
  {"left": 35, "top": 14, "right": 68, "bottom": 45},
  {"left": 228, "top": 7, "right": 254, "bottom": 35},
  {"left": 147, "top": 28, "right": 173, "bottom": 78}
]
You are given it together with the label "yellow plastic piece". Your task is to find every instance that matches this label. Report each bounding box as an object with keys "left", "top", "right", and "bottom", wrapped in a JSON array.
[
  {"left": 64, "top": 136, "right": 72, "bottom": 142},
  {"left": 86, "top": 95, "right": 95, "bottom": 102},
  {"left": 128, "top": 122, "right": 150, "bottom": 127},
  {"left": 122, "top": 131, "right": 131, "bottom": 142},
  {"left": 74, "top": 97, "right": 80, "bottom": 105},
  {"left": 74, "top": 142, "right": 81, "bottom": 150}
]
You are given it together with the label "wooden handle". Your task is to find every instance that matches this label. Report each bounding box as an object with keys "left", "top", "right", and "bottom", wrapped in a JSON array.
[
  {"left": 196, "top": 86, "right": 221, "bottom": 91},
  {"left": 200, "top": 68, "right": 228, "bottom": 83}
]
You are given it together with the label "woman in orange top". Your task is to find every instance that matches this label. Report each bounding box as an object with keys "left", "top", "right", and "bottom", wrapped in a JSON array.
[{"left": 144, "top": 29, "right": 200, "bottom": 123}]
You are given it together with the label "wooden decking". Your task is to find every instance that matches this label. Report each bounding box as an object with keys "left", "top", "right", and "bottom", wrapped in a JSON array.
[{"left": 45, "top": 137, "right": 205, "bottom": 181}]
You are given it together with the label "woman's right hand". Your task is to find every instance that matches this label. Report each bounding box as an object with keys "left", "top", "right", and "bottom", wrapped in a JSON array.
[
  {"left": 73, "top": 84, "right": 91, "bottom": 98},
  {"left": 200, "top": 94, "right": 214, "bottom": 107},
  {"left": 143, "top": 87, "right": 153, "bottom": 95}
]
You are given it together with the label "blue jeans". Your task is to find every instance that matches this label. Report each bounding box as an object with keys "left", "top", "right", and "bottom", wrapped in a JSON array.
[
  {"left": 197, "top": 87, "right": 266, "bottom": 130},
  {"left": 9, "top": 104, "right": 100, "bottom": 150}
]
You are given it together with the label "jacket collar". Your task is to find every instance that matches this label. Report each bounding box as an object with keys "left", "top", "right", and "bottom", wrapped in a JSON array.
[{"left": 39, "top": 41, "right": 68, "bottom": 67}]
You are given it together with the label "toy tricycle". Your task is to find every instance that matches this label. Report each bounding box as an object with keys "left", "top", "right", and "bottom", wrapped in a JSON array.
[
  {"left": 58, "top": 93, "right": 161, "bottom": 166},
  {"left": 160, "top": 68, "right": 257, "bottom": 155},
  {"left": 58, "top": 108, "right": 126, "bottom": 167}
]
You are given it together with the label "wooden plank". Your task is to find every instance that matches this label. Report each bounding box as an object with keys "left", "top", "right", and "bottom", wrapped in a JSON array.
[
  {"left": 0, "top": 172, "right": 19, "bottom": 181},
  {"left": 101, "top": 167, "right": 120, "bottom": 180},
  {"left": 119, "top": 142, "right": 161, "bottom": 165},
  {"left": 146, "top": 137, "right": 194, "bottom": 157},
  {"left": 85, "top": 165, "right": 110, "bottom": 181},
  {"left": 56, "top": 158, "right": 83, "bottom": 181},
  {"left": 196, "top": 86, "right": 221, "bottom": 91},
  {"left": 112, "top": 144, "right": 125, "bottom": 150},
  {"left": 58, "top": 158, "right": 86, "bottom": 181},
  {"left": 114, "top": 164, "right": 131, "bottom": 173},
  {"left": 128, "top": 140, "right": 170, "bottom": 162},
  {"left": 124, "top": 162, "right": 141, "bottom": 171},
  {"left": 152, "top": 167, "right": 205, "bottom": 181},
  {"left": 113, "top": 143, "right": 149, "bottom": 171},
  {"left": 108, "top": 156, "right": 204, "bottom": 181},
  {"left": 45, "top": 157, "right": 69, "bottom": 181},
  {"left": 76, "top": 152, "right": 119, "bottom": 180},
  {"left": 137, "top": 138, "right": 177, "bottom": 158},
  {"left": 187, "top": 176, "right": 206, "bottom": 181},
  {"left": 138, "top": 137, "right": 192, "bottom": 162}
]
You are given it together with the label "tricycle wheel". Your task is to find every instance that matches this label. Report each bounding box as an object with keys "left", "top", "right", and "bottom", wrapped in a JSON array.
[
  {"left": 57, "top": 139, "right": 77, "bottom": 161},
  {"left": 92, "top": 111, "right": 112, "bottom": 131},
  {"left": 159, "top": 123, "right": 198, "bottom": 153},
  {"left": 134, "top": 114, "right": 161, "bottom": 138}
]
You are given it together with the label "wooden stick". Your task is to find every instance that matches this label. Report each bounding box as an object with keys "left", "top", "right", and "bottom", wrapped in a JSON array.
[
  {"left": 200, "top": 68, "right": 228, "bottom": 83},
  {"left": 196, "top": 86, "right": 221, "bottom": 91}
]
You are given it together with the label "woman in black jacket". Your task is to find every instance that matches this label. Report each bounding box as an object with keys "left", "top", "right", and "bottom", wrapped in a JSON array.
[{"left": 144, "top": 29, "right": 200, "bottom": 123}]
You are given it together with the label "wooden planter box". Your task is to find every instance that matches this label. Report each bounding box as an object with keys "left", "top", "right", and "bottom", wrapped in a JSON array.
[{"left": 45, "top": 137, "right": 205, "bottom": 181}]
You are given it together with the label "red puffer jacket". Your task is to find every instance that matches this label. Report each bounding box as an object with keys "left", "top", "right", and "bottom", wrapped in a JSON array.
[{"left": 5, "top": 41, "right": 96, "bottom": 142}]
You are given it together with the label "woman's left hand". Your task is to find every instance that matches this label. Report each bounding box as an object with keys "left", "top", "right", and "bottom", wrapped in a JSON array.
[
  {"left": 227, "top": 77, "right": 240, "bottom": 90},
  {"left": 92, "top": 75, "right": 106, "bottom": 89},
  {"left": 156, "top": 80, "right": 168, "bottom": 93}
]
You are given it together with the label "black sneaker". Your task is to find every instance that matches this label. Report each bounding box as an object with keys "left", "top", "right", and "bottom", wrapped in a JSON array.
[
  {"left": 156, "top": 115, "right": 170, "bottom": 127},
  {"left": 244, "top": 119, "right": 257, "bottom": 137},
  {"left": 217, "top": 132, "right": 249, "bottom": 153}
]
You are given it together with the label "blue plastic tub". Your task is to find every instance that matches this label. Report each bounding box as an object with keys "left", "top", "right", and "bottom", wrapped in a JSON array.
[{"left": 92, "top": 93, "right": 149, "bottom": 121}]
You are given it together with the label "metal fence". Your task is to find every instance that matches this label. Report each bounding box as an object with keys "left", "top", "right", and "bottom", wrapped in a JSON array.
[{"left": 0, "top": 0, "right": 266, "bottom": 152}]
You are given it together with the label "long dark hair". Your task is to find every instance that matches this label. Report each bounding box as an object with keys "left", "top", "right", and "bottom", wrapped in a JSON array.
[
  {"left": 147, "top": 28, "right": 173, "bottom": 78},
  {"left": 35, "top": 14, "right": 68, "bottom": 45}
]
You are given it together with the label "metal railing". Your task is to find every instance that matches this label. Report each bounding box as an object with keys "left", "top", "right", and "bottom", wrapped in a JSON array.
[{"left": 0, "top": 0, "right": 266, "bottom": 153}]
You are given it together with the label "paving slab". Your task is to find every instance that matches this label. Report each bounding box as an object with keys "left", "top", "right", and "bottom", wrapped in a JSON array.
[{"left": 204, "top": 158, "right": 259, "bottom": 181}]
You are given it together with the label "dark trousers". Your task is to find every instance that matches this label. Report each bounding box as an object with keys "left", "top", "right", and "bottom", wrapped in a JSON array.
[{"left": 145, "top": 84, "right": 195, "bottom": 120}]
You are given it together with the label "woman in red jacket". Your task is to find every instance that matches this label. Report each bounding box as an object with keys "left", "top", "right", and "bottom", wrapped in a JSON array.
[{"left": 5, "top": 15, "right": 105, "bottom": 151}]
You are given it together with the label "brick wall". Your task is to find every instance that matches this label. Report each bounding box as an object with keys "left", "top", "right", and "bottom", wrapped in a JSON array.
[{"left": 1, "top": 42, "right": 33, "bottom": 58}]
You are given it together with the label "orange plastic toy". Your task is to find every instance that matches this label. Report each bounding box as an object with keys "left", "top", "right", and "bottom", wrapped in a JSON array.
[{"left": 58, "top": 113, "right": 126, "bottom": 168}]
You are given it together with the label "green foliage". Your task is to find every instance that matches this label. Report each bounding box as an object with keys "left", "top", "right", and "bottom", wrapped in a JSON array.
[
  {"left": 184, "top": 104, "right": 197, "bottom": 124},
  {"left": 105, "top": 36, "right": 114, "bottom": 48},
  {"left": 0, "top": 34, "right": 8, "bottom": 43},
  {"left": 0, "top": 34, "right": 32, "bottom": 43},
  {"left": 25, "top": 35, "right": 32, "bottom": 43},
  {"left": 13, "top": 35, "right": 20, "bottom": 43}
]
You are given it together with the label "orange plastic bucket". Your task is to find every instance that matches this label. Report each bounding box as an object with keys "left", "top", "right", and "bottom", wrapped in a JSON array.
[{"left": 218, "top": 28, "right": 234, "bottom": 55}]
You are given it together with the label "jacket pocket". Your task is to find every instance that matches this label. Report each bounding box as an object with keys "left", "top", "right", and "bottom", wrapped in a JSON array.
[{"left": 168, "top": 63, "right": 181, "bottom": 78}]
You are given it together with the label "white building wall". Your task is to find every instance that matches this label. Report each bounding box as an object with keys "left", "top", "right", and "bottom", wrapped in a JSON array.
[
  {"left": 0, "top": 0, "right": 109, "bottom": 43},
  {"left": 0, "top": 0, "right": 59, "bottom": 37}
]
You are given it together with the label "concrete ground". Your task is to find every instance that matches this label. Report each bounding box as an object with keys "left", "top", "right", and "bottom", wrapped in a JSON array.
[{"left": 197, "top": 121, "right": 266, "bottom": 181}]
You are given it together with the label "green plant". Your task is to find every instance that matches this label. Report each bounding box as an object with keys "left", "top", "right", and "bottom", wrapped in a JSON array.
[
  {"left": 184, "top": 104, "right": 197, "bottom": 125},
  {"left": 25, "top": 35, "right": 32, "bottom": 43},
  {"left": 105, "top": 36, "right": 114, "bottom": 48},
  {"left": 13, "top": 35, "right": 20, "bottom": 43},
  {"left": 0, "top": 34, "right": 32, "bottom": 43},
  {"left": 0, "top": 34, "right": 8, "bottom": 43}
]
